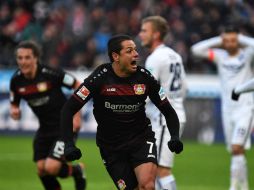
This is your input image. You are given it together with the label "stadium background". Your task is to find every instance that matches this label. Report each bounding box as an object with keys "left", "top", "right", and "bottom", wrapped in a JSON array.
[{"left": 0, "top": 0, "right": 254, "bottom": 189}]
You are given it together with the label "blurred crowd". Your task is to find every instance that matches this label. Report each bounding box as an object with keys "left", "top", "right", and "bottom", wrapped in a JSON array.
[{"left": 1, "top": 0, "right": 254, "bottom": 73}]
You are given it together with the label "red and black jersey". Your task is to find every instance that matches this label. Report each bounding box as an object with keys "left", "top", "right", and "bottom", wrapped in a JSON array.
[
  {"left": 64, "top": 63, "right": 173, "bottom": 150},
  {"left": 10, "top": 64, "right": 76, "bottom": 137}
]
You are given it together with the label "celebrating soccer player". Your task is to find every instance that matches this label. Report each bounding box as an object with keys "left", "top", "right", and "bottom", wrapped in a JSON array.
[
  {"left": 10, "top": 41, "right": 86, "bottom": 190},
  {"left": 61, "top": 34, "right": 183, "bottom": 190}
]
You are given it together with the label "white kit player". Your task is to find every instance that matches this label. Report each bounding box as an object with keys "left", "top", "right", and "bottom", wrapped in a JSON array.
[
  {"left": 139, "top": 16, "right": 186, "bottom": 190},
  {"left": 191, "top": 26, "right": 254, "bottom": 190}
]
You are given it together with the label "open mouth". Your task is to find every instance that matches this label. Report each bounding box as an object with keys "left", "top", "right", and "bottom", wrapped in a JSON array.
[{"left": 131, "top": 60, "right": 137, "bottom": 66}]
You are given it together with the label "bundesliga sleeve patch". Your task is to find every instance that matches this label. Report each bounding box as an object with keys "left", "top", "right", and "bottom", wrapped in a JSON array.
[
  {"left": 159, "top": 87, "right": 166, "bottom": 100},
  {"left": 63, "top": 74, "right": 75, "bottom": 86},
  {"left": 76, "top": 85, "right": 90, "bottom": 100}
]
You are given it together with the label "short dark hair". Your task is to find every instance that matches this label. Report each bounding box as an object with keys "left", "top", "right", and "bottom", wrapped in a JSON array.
[
  {"left": 223, "top": 25, "right": 239, "bottom": 33},
  {"left": 107, "top": 34, "right": 132, "bottom": 62},
  {"left": 15, "top": 40, "right": 41, "bottom": 59}
]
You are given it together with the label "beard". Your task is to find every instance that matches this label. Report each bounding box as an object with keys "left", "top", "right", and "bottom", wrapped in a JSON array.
[{"left": 141, "top": 38, "right": 153, "bottom": 48}]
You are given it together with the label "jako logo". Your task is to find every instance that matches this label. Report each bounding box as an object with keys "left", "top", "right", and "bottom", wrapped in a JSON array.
[{"left": 106, "top": 88, "right": 116, "bottom": 92}]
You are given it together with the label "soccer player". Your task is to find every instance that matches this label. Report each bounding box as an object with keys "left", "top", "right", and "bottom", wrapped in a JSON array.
[
  {"left": 61, "top": 34, "right": 183, "bottom": 190},
  {"left": 10, "top": 41, "right": 86, "bottom": 190},
  {"left": 139, "top": 16, "right": 186, "bottom": 190},
  {"left": 191, "top": 26, "right": 254, "bottom": 190}
]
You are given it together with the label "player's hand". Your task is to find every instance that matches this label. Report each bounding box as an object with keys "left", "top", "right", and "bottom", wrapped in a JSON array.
[
  {"left": 10, "top": 105, "right": 21, "bottom": 120},
  {"left": 231, "top": 89, "right": 240, "bottom": 101},
  {"left": 64, "top": 141, "right": 82, "bottom": 161},
  {"left": 168, "top": 137, "right": 183, "bottom": 154}
]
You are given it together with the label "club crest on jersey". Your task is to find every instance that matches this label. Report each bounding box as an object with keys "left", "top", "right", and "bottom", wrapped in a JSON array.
[
  {"left": 76, "top": 85, "right": 90, "bottom": 100},
  {"left": 117, "top": 179, "right": 126, "bottom": 190},
  {"left": 37, "top": 82, "right": 47, "bottom": 92},
  {"left": 133, "top": 84, "right": 146, "bottom": 95},
  {"left": 159, "top": 87, "right": 166, "bottom": 100}
]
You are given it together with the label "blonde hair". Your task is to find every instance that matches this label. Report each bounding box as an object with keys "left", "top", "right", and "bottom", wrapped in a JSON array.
[{"left": 142, "top": 16, "right": 169, "bottom": 40}]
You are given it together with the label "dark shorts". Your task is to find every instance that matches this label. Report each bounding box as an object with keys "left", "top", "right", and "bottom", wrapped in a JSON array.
[
  {"left": 99, "top": 138, "right": 157, "bottom": 190},
  {"left": 33, "top": 135, "right": 64, "bottom": 162}
]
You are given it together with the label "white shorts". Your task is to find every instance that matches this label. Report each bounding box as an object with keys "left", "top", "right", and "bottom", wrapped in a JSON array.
[
  {"left": 153, "top": 122, "right": 185, "bottom": 168},
  {"left": 222, "top": 105, "right": 254, "bottom": 151}
]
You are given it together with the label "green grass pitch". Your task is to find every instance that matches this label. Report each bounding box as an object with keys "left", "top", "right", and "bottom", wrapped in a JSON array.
[{"left": 0, "top": 135, "right": 253, "bottom": 190}]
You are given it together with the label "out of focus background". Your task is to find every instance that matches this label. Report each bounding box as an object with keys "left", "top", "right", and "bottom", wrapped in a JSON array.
[{"left": 0, "top": 0, "right": 254, "bottom": 190}]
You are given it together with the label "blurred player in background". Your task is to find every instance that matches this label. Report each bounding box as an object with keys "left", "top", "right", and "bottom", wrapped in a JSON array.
[
  {"left": 191, "top": 26, "right": 254, "bottom": 190},
  {"left": 61, "top": 34, "right": 183, "bottom": 190},
  {"left": 139, "top": 16, "right": 187, "bottom": 190},
  {"left": 10, "top": 41, "right": 86, "bottom": 190}
]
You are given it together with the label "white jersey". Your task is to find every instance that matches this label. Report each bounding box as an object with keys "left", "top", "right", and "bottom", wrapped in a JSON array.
[
  {"left": 145, "top": 44, "right": 186, "bottom": 127},
  {"left": 212, "top": 47, "right": 254, "bottom": 109},
  {"left": 191, "top": 35, "right": 254, "bottom": 150},
  {"left": 191, "top": 35, "right": 254, "bottom": 111}
]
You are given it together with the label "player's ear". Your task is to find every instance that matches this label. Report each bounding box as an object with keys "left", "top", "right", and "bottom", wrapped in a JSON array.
[
  {"left": 112, "top": 52, "right": 119, "bottom": 63},
  {"left": 153, "top": 31, "right": 160, "bottom": 40}
]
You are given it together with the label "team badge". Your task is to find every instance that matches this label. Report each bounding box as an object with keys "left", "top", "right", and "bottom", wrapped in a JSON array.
[
  {"left": 117, "top": 179, "right": 126, "bottom": 190},
  {"left": 76, "top": 85, "right": 90, "bottom": 100},
  {"left": 133, "top": 84, "right": 146, "bottom": 95},
  {"left": 159, "top": 87, "right": 166, "bottom": 100},
  {"left": 37, "top": 82, "right": 47, "bottom": 92}
]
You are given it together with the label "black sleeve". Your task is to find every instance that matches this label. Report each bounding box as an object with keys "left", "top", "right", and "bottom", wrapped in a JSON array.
[
  {"left": 61, "top": 95, "right": 84, "bottom": 142},
  {"left": 157, "top": 101, "right": 180, "bottom": 139},
  {"left": 60, "top": 64, "right": 105, "bottom": 142},
  {"left": 9, "top": 77, "right": 21, "bottom": 105},
  {"left": 147, "top": 71, "right": 180, "bottom": 139}
]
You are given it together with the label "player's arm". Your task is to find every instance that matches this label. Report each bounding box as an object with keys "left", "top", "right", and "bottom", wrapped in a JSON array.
[
  {"left": 232, "top": 78, "right": 254, "bottom": 101},
  {"left": 238, "top": 34, "right": 254, "bottom": 47},
  {"left": 59, "top": 69, "right": 83, "bottom": 142},
  {"left": 191, "top": 36, "right": 222, "bottom": 61},
  {"left": 61, "top": 82, "right": 93, "bottom": 161},
  {"left": 72, "top": 80, "right": 82, "bottom": 142},
  {"left": 9, "top": 79, "right": 21, "bottom": 120},
  {"left": 147, "top": 73, "right": 183, "bottom": 154}
]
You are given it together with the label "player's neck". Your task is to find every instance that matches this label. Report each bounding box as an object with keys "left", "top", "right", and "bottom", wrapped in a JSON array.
[
  {"left": 228, "top": 49, "right": 240, "bottom": 57},
  {"left": 150, "top": 41, "right": 163, "bottom": 52},
  {"left": 112, "top": 63, "right": 131, "bottom": 78}
]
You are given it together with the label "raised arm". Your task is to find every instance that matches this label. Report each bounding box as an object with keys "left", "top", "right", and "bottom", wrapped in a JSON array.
[
  {"left": 191, "top": 36, "right": 222, "bottom": 60},
  {"left": 238, "top": 34, "right": 254, "bottom": 47}
]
